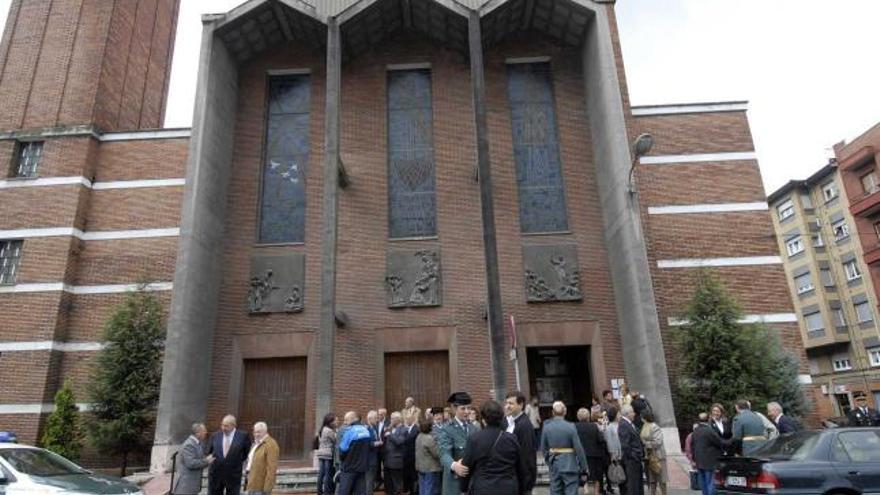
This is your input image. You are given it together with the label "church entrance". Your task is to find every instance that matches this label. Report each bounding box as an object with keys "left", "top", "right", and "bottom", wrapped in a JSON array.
[
  {"left": 527, "top": 346, "right": 592, "bottom": 421},
  {"left": 385, "top": 351, "right": 450, "bottom": 413},
  {"left": 239, "top": 357, "right": 307, "bottom": 458}
]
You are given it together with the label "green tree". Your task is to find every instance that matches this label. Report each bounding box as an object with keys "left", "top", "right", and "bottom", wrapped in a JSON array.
[
  {"left": 40, "top": 381, "right": 84, "bottom": 461},
  {"left": 673, "top": 270, "right": 809, "bottom": 426},
  {"left": 87, "top": 287, "right": 165, "bottom": 476}
]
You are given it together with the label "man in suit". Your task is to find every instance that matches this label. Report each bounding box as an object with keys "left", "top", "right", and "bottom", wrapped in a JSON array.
[
  {"left": 438, "top": 392, "right": 473, "bottom": 495},
  {"left": 173, "top": 423, "right": 215, "bottom": 495},
  {"left": 376, "top": 408, "right": 388, "bottom": 491},
  {"left": 384, "top": 412, "right": 406, "bottom": 495},
  {"left": 244, "top": 422, "right": 279, "bottom": 495},
  {"left": 540, "top": 401, "right": 587, "bottom": 495},
  {"left": 504, "top": 391, "right": 537, "bottom": 494},
  {"left": 208, "top": 415, "right": 252, "bottom": 495},
  {"left": 402, "top": 410, "right": 420, "bottom": 494},
  {"left": 766, "top": 402, "right": 800, "bottom": 434},
  {"left": 618, "top": 405, "right": 644, "bottom": 495},
  {"left": 692, "top": 413, "right": 726, "bottom": 495},
  {"left": 847, "top": 392, "right": 880, "bottom": 426}
]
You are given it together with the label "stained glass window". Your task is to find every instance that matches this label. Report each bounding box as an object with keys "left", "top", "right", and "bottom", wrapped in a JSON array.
[
  {"left": 506, "top": 63, "right": 568, "bottom": 233},
  {"left": 259, "top": 75, "right": 311, "bottom": 244},
  {"left": 387, "top": 69, "right": 437, "bottom": 239}
]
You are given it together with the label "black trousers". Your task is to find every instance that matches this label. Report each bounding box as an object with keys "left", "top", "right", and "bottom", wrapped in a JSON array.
[
  {"left": 385, "top": 468, "right": 404, "bottom": 495},
  {"left": 619, "top": 460, "right": 644, "bottom": 495},
  {"left": 208, "top": 474, "right": 242, "bottom": 495}
]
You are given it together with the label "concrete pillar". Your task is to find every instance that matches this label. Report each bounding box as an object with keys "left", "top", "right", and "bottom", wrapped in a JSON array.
[
  {"left": 151, "top": 17, "right": 239, "bottom": 472},
  {"left": 581, "top": 6, "right": 681, "bottom": 452},
  {"left": 315, "top": 16, "right": 341, "bottom": 435},
  {"left": 468, "top": 10, "right": 507, "bottom": 401}
]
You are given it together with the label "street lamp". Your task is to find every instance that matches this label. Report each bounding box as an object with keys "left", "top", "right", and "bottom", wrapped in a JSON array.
[{"left": 628, "top": 133, "right": 654, "bottom": 195}]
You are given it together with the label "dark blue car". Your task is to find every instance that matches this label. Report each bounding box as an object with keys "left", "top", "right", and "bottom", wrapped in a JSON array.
[{"left": 715, "top": 428, "right": 880, "bottom": 494}]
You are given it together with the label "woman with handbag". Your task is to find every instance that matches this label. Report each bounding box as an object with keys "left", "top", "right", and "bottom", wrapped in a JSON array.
[
  {"left": 604, "top": 407, "right": 625, "bottom": 493},
  {"left": 453, "top": 400, "right": 528, "bottom": 495},
  {"left": 639, "top": 412, "right": 667, "bottom": 495}
]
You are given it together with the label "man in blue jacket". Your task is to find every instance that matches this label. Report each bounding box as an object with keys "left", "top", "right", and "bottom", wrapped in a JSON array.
[{"left": 337, "top": 411, "right": 374, "bottom": 495}]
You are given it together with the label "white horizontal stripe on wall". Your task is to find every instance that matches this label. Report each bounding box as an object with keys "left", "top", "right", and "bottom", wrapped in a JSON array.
[
  {"left": 0, "top": 282, "right": 173, "bottom": 294},
  {"left": 657, "top": 256, "right": 782, "bottom": 268},
  {"left": 0, "top": 227, "right": 179, "bottom": 240},
  {"left": 0, "top": 176, "right": 185, "bottom": 190},
  {"left": 0, "top": 403, "right": 93, "bottom": 414},
  {"left": 648, "top": 202, "right": 769, "bottom": 215},
  {"left": 640, "top": 151, "right": 757, "bottom": 165},
  {"left": 0, "top": 341, "right": 104, "bottom": 352},
  {"left": 100, "top": 129, "right": 191, "bottom": 141},
  {"left": 632, "top": 102, "right": 748, "bottom": 116},
  {"left": 91, "top": 178, "right": 186, "bottom": 189},
  {"left": 668, "top": 313, "right": 797, "bottom": 326}
]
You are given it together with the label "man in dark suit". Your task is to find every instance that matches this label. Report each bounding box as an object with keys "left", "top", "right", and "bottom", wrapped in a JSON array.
[
  {"left": 504, "top": 391, "right": 537, "bottom": 494},
  {"left": 766, "top": 402, "right": 800, "bottom": 434},
  {"left": 846, "top": 392, "right": 880, "bottom": 427},
  {"left": 402, "top": 410, "right": 420, "bottom": 494},
  {"left": 207, "top": 414, "right": 252, "bottom": 495},
  {"left": 375, "top": 408, "right": 388, "bottom": 490},
  {"left": 384, "top": 412, "right": 406, "bottom": 495},
  {"left": 692, "top": 413, "right": 727, "bottom": 495},
  {"left": 618, "top": 405, "right": 644, "bottom": 495}
]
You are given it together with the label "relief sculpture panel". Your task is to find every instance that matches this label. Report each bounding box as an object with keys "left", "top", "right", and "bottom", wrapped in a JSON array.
[
  {"left": 385, "top": 249, "right": 442, "bottom": 308},
  {"left": 522, "top": 244, "right": 582, "bottom": 303},
  {"left": 247, "top": 253, "right": 305, "bottom": 314}
]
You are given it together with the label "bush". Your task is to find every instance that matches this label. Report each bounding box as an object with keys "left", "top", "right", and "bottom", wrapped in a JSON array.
[{"left": 41, "top": 381, "right": 83, "bottom": 462}]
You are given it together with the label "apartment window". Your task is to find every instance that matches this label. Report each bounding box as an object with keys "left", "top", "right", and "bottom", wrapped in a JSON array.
[
  {"left": 822, "top": 181, "right": 838, "bottom": 202},
  {"left": 801, "top": 194, "right": 813, "bottom": 209},
  {"left": 833, "top": 357, "right": 853, "bottom": 372},
  {"left": 809, "top": 358, "right": 820, "bottom": 374},
  {"left": 861, "top": 171, "right": 879, "bottom": 195},
  {"left": 812, "top": 233, "right": 824, "bottom": 248},
  {"left": 0, "top": 240, "right": 23, "bottom": 285},
  {"left": 794, "top": 273, "right": 814, "bottom": 294},
  {"left": 777, "top": 199, "right": 794, "bottom": 221},
  {"left": 387, "top": 69, "right": 437, "bottom": 239},
  {"left": 873, "top": 220, "right": 880, "bottom": 242},
  {"left": 786, "top": 237, "right": 805, "bottom": 257},
  {"left": 804, "top": 311, "right": 824, "bottom": 332},
  {"left": 10, "top": 141, "right": 43, "bottom": 178},
  {"left": 869, "top": 347, "right": 880, "bottom": 367},
  {"left": 855, "top": 301, "right": 873, "bottom": 323},
  {"left": 259, "top": 74, "right": 311, "bottom": 244},
  {"left": 833, "top": 307, "right": 847, "bottom": 327},
  {"left": 506, "top": 62, "right": 568, "bottom": 234},
  {"left": 820, "top": 268, "right": 835, "bottom": 287},
  {"left": 832, "top": 219, "right": 850, "bottom": 241},
  {"left": 844, "top": 260, "right": 861, "bottom": 281}
]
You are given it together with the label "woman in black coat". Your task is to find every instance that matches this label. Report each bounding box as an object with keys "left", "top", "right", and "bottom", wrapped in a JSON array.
[
  {"left": 575, "top": 408, "right": 608, "bottom": 495},
  {"left": 455, "top": 400, "right": 529, "bottom": 495}
]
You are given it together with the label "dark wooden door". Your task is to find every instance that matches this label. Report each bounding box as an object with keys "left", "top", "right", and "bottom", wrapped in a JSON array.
[
  {"left": 385, "top": 351, "right": 450, "bottom": 413},
  {"left": 239, "top": 357, "right": 307, "bottom": 458}
]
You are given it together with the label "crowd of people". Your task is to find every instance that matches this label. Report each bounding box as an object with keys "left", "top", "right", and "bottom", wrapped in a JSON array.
[{"left": 171, "top": 389, "right": 880, "bottom": 495}]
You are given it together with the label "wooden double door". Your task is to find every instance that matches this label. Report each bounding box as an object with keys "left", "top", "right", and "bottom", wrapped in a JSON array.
[
  {"left": 239, "top": 357, "right": 307, "bottom": 458},
  {"left": 385, "top": 351, "right": 450, "bottom": 414}
]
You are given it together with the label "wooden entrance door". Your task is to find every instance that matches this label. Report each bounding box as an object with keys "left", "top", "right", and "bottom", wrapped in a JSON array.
[
  {"left": 239, "top": 357, "right": 307, "bottom": 458},
  {"left": 385, "top": 351, "right": 450, "bottom": 414}
]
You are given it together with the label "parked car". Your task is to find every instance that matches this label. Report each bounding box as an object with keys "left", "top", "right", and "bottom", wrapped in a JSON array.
[
  {"left": 0, "top": 443, "right": 143, "bottom": 495},
  {"left": 715, "top": 428, "right": 880, "bottom": 494}
]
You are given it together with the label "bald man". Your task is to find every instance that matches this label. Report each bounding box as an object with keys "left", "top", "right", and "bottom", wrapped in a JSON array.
[
  {"left": 540, "top": 402, "right": 586, "bottom": 495},
  {"left": 208, "top": 415, "right": 252, "bottom": 495}
]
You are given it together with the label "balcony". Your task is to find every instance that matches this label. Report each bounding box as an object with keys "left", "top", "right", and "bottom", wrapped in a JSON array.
[
  {"left": 803, "top": 327, "right": 851, "bottom": 350},
  {"left": 850, "top": 186, "right": 880, "bottom": 217}
]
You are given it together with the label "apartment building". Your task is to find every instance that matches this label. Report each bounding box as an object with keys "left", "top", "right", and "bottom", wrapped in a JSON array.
[{"left": 769, "top": 163, "right": 880, "bottom": 419}]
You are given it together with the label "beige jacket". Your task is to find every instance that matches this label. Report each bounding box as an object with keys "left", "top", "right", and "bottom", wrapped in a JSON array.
[{"left": 246, "top": 436, "right": 280, "bottom": 493}]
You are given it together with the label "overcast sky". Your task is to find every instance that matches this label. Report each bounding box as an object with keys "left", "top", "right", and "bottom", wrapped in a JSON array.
[{"left": 1, "top": 0, "right": 878, "bottom": 195}]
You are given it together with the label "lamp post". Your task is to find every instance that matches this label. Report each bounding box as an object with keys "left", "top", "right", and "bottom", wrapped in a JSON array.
[{"left": 628, "top": 133, "right": 653, "bottom": 195}]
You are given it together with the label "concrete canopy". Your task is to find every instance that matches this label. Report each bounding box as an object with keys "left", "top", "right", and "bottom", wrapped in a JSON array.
[{"left": 480, "top": 0, "right": 595, "bottom": 49}]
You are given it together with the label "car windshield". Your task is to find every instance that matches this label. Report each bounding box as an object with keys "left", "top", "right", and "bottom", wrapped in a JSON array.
[
  {"left": 0, "top": 448, "right": 85, "bottom": 477},
  {"left": 750, "top": 431, "right": 821, "bottom": 460}
]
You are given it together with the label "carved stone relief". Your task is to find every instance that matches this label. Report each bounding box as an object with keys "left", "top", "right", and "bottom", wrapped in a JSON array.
[
  {"left": 522, "top": 244, "right": 582, "bottom": 303},
  {"left": 247, "top": 253, "right": 305, "bottom": 314},
  {"left": 385, "top": 249, "right": 442, "bottom": 308}
]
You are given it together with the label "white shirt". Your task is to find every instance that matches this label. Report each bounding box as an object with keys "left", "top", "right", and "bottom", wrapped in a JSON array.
[
  {"left": 713, "top": 418, "right": 725, "bottom": 435},
  {"left": 506, "top": 412, "right": 523, "bottom": 433},
  {"left": 246, "top": 437, "right": 263, "bottom": 472}
]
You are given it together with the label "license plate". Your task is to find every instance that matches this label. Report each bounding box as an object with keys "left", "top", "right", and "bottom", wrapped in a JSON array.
[{"left": 726, "top": 476, "right": 748, "bottom": 487}]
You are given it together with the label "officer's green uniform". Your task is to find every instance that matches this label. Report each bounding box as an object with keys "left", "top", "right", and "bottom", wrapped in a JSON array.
[
  {"left": 540, "top": 416, "right": 587, "bottom": 495},
  {"left": 437, "top": 392, "right": 473, "bottom": 495},
  {"left": 732, "top": 409, "right": 766, "bottom": 456}
]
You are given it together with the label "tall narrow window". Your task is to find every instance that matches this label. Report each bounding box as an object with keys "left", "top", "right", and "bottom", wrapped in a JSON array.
[
  {"left": 506, "top": 63, "right": 568, "bottom": 233},
  {"left": 0, "top": 240, "right": 23, "bottom": 285},
  {"left": 11, "top": 141, "right": 43, "bottom": 178},
  {"left": 387, "top": 69, "right": 437, "bottom": 239},
  {"left": 259, "top": 75, "right": 311, "bottom": 244}
]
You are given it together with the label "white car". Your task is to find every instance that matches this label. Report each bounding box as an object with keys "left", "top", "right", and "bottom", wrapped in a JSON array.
[{"left": 0, "top": 444, "right": 143, "bottom": 495}]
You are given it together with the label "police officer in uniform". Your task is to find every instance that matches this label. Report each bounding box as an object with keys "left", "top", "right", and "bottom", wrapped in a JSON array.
[
  {"left": 438, "top": 392, "right": 473, "bottom": 495},
  {"left": 540, "top": 401, "right": 587, "bottom": 495},
  {"left": 847, "top": 392, "right": 880, "bottom": 427}
]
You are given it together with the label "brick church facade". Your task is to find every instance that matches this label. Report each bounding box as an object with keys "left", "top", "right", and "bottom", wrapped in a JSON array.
[{"left": 0, "top": 0, "right": 806, "bottom": 468}]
